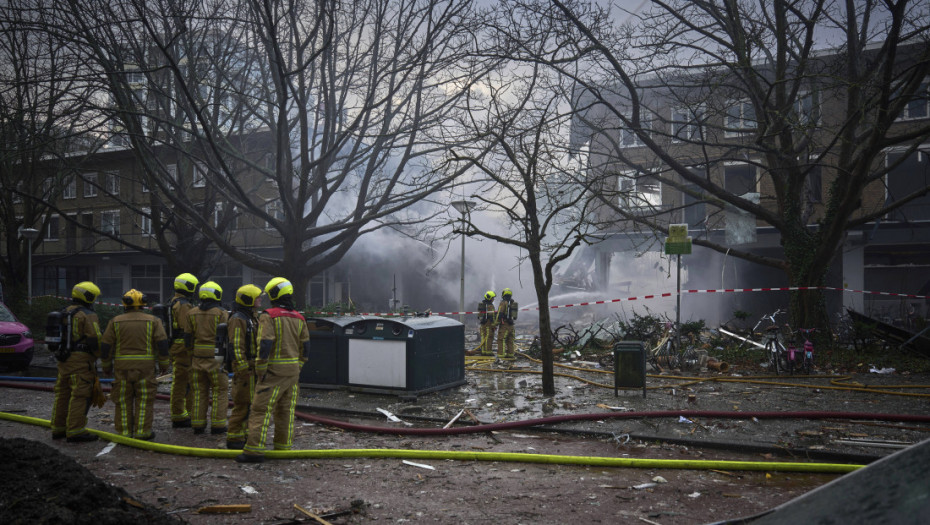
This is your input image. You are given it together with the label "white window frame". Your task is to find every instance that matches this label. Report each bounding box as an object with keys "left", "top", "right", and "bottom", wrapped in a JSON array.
[
  {"left": 193, "top": 162, "right": 207, "bottom": 188},
  {"left": 725, "top": 99, "right": 757, "bottom": 137},
  {"left": 83, "top": 172, "right": 97, "bottom": 197},
  {"left": 105, "top": 170, "right": 120, "bottom": 196},
  {"left": 899, "top": 78, "right": 930, "bottom": 121},
  {"left": 264, "top": 199, "right": 284, "bottom": 229},
  {"left": 46, "top": 215, "right": 60, "bottom": 241},
  {"left": 671, "top": 106, "right": 702, "bottom": 143},
  {"left": 618, "top": 170, "right": 662, "bottom": 210},
  {"left": 794, "top": 91, "right": 821, "bottom": 126},
  {"left": 62, "top": 176, "right": 76, "bottom": 200},
  {"left": 100, "top": 210, "right": 120, "bottom": 236},
  {"left": 139, "top": 207, "right": 152, "bottom": 236},
  {"left": 620, "top": 114, "right": 650, "bottom": 148}
]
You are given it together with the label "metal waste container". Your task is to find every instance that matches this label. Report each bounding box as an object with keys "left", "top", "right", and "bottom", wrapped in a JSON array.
[
  {"left": 342, "top": 316, "right": 464, "bottom": 397},
  {"left": 300, "top": 316, "right": 377, "bottom": 388},
  {"left": 614, "top": 341, "right": 646, "bottom": 397}
]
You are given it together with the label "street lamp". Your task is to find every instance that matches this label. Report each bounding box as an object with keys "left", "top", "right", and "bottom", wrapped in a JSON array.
[
  {"left": 19, "top": 227, "right": 40, "bottom": 305},
  {"left": 450, "top": 200, "right": 475, "bottom": 324}
]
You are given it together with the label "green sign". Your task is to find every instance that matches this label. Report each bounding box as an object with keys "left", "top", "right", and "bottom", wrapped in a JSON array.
[{"left": 664, "top": 237, "right": 692, "bottom": 255}]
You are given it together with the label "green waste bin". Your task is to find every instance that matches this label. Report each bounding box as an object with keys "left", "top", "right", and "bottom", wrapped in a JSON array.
[{"left": 614, "top": 341, "right": 646, "bottom": 398}]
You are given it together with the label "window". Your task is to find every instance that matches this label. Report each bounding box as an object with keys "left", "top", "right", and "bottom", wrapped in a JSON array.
[
  {"left": 724, "top": 163, "right": 757, "bottom": 195},
  {"left": 215, "top": 202, "right": 238, "bottom": 230},
  {"left": 805, "top": 165, "right": 823, "bottom": 203},
  {"left": 45, "top": 215, "right": 60, "bottom": 241},
  {"left": 265, "top": 199, "right": 284, "bottom": 228},
  {"left": 166, "top": 163, "right": 178, "bottom": 182},
  {"left": 193, "top": 162, "right": 207, "bottom": 188},
  {"left": 83, "top": 172, "right": 97, "bottom": 197},
  {"left": 886, "top": 149, "right": 930, "bottom": 221},
  {"left": 131, "top": 264, "right": 162, "bottom": 303},
  {"left": 725, "top": 100, "right": 757, "bottom": 136},
  {"left": 900, "top": 79, "right": 930, "bottom": 121},
  {"left": 671, "top": 107, "right": 702, "bottom": 142},
  {"left": 618, "top": 171, "right": 662, "bottom": 209},
  {"left": 100, "top": 210, "right": 120, "bottom": 236},
  {"left": 620, "top": 115, "right": 650, "bottom": 148},
  {"left": 105, "top": 171, "right": 120, "bottom": 196},
  {"left": 795, "top": 91, "right": 820, "bottom": 126},
  {"left": 139, "top": 207, "right": 152, "bottom": 236},
  {"left": 62, "top": 176, "right": 76, "bottom": 200}
]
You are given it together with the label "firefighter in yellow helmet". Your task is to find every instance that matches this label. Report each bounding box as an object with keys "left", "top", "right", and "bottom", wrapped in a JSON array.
[
  {"left": 496, "top": 288, "right": 518, "bottom": 361},
  {"left": 225, "top": 284, "right": 262, "bottom": 449},
  {"left": 187, "top": 281, "right": 229, "bottom": 435},
  {"left": 236, "top": 277, "right": 310, "bottom": 463},
  {"left": 50, "top": 281, "right": 103, "bottom": 442},
  {"left": 100, "top": 289, "right": 169, "bottom": 440},
  {"left": 168, "top": 272, "right": 198, "bottom": 428},
  {"left": 478, "top": 290, "right": 497, "bottom": 356}
]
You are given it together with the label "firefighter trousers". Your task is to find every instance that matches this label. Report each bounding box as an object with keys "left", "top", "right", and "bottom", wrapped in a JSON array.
[
  {"left": 242, "top": 370, "right": 299, "bottom": 456},
  {"left": 169, "top": 340, "right": 193, "bottom": 422},
  {"left": 227, "top": 368, "right": 256, "bottom": 443},
  {"left": 51, "top": 359, "right": 96, "bottom": 437},
  {"left": 112, "top": 367, "right": 157, "bottom": 439},
  {"left": 190, "top": 356, "right": 229, "bottom": 431}
]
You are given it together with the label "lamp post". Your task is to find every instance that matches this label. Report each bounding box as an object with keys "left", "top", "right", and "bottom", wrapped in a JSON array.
[
  {"left": 450, "top": 200, "right": 475, "bottom": 324},
  {"left": 19, "top": 227, "right": 40, "bottom": 305}
]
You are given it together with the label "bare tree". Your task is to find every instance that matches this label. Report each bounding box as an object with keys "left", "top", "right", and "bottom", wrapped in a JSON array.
[
  {"left": 47, "top": 0, "right": 488, "bottom": 303},
  {"left": 0, "top": 0, "right": 105, "bottom": 305},
  {"left": 541, "top": 0, "right": 930, "bottom": 329},
  {"left": 448, "top": 4, "right": 616, "bottom": 396}
]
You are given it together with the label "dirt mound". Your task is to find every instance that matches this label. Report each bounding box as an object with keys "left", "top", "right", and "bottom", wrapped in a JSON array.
[{"left": 0, "top": 437, "right": 185, "bottom": 525}]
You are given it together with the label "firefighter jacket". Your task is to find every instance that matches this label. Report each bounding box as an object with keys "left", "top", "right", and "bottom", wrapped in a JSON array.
[
  {"left": 169, "top": 293, "right": 194, "bottom": 344},
  {"left": 497, "top": 298, "right": 517, "bottom": 325},
  {"left": 478, "top": 299, "right": 497, "bottom": 325},
  {"left": 228, "top": 307, "right": 258, "bottom": 373},
  {"left": 256, "top": 307, "right": 310, "bottom": 378},
  {"left": 188, "top": 303, "right": 229, "bottom": 360},
  {"left": 65, "top": 304, "right": 102, "bottom": 359},
  {"left": 100, "top": 310, "right": 169, "bottom": 372}
]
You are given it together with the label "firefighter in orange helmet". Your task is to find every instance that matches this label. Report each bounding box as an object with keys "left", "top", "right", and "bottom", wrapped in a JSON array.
[
  {"left": 100, "top": 289, "right": 169, "bottom": 440},
  {"left": 236, "top": 277, "right": 309, "bottom": 463}
]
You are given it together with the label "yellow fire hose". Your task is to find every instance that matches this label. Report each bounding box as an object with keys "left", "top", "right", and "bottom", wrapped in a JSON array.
[{"left": 0, "top": 410, "right": 862, "bottom": 474}]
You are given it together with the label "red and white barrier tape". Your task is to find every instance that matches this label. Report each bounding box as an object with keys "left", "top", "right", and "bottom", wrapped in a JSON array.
[{"left": 40, "top": 286, "right": 927, "bottom": 318}]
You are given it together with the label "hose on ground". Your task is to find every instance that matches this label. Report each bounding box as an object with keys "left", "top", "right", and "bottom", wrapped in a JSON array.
[{"left": 0, "top": 410, "right": 862, "bottom": 474}]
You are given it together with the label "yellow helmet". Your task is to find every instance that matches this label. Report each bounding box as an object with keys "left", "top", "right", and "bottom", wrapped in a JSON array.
[
  {"left": 72, "top": 281, "right": 100, "bottom": 304},
  {"left": 198, "top": 281, "right": 223, "bottom": 301},
  {"left": 122, "top": 289, "right": 147, "bottom": 308},
  {"left": 265, "top": 277, "right": 293, "bottom": 301},
  {"left": 484, "top": 290, "right": 496, "bottom": 301},
  {"left": 235, "top": 284, "right": 262, "bottom": 307},
  {"left": 174, "top": 272, "right": 199, "bottom": 293},
  {"left": 502, "top": 288, "right": 512, "bottom": 298}
]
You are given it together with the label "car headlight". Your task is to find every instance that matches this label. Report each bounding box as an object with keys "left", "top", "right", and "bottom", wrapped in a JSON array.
[{"left": 22, "top": 330, "right": 33, "bottom": 339}]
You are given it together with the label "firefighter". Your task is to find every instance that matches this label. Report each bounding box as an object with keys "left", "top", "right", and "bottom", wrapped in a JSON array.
[
  {"left": 188, "top": 281, "right": 229, "bottom": 435},
  {"left": 168, "top": 272, "right": 198, "bottom": 428},
  {"left": 100, "top": 289, "right": 169, "bottom": 440},
  {"left": 496, "top": 288, "right": 518, "bottom": 360},
  {"left": 50, "top": 281, "right": 103, "bottom": 442},
  {"left": 478, "top": 290, "right": 497, "bottom": 356},
  {"left": 226, "top": 284, "right": 262, "bottom": 449},
  {"left": 236, "top": 277, "right": 309, "bottom": 463}
]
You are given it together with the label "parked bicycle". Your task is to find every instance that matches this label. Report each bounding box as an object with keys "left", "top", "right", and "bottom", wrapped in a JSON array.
[
  {"left": 752, "top": 309, "right": 792, "bottom": 374},
  {"left": 788, "top": 328, "right": 816, "bottom": 375}
]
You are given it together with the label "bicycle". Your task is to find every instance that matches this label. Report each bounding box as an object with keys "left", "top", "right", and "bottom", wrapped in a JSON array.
[
  {"left": 789, "top": 328, "right": 816, "bottom": 375},
  {"left": 754, "top": 309, "right": 791, "bottom": 374}
]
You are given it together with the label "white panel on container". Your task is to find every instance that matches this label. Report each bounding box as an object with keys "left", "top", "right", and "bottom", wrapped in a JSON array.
[{"left": 348, "top": 339, "right": 407, "bottom": 388}]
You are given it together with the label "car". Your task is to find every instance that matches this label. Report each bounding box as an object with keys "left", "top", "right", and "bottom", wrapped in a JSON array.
[{"left": 0, "top": 302, "right": 34, "bottom": 371}]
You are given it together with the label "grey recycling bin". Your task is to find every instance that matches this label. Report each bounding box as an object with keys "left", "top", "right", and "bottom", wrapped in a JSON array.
[
  {"left": 341, "top": 315, "right": 465, "bottom": 397},
  {"left": 614, "top": 341, "right": 646, "bottom": 398},
  {"left": 300, "top": 316, "right": 378, "bottom": 388}
]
